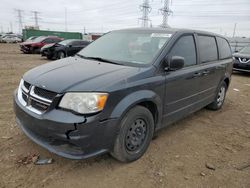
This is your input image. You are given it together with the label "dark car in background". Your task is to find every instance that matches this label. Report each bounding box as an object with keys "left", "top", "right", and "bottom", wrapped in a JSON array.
[
  {"left": 20, "top": 36, "right": 63, "bottom": 54},
  {"left": 41, "top": 39, "right": 90, "bottom": 59},
  {"left": 14, "top": 28, "right": 232, "bottom": 162},
  {"left": 233, "top": 45, "right": 250, "bottom": 72}
]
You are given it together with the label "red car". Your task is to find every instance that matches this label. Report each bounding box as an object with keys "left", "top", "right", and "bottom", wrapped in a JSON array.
[{"left": 20, "top": 36, "right": 63, "bottom": 54}]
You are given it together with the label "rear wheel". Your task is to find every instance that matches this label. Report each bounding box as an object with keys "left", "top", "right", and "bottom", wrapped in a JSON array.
[
  {"left": 207, "top": 81, "right": 227, "bottom": 110},
  {"left": 111, "top": 106, "right": 154, "bottom": 162}
]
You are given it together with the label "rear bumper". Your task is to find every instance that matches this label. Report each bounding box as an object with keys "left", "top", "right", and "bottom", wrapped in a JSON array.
[{"left": 14, "top": 90, "right": 119, "bottom": 159}]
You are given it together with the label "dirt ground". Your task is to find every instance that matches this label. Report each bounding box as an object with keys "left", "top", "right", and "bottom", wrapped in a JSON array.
[{"left": 0, "top": 43, "right": 249, "bottom": 188}]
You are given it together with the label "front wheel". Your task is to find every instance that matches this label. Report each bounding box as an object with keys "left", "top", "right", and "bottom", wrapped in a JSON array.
[
  {"left": 207, "top": 81, "right": 227, "bottom": 110},
  {"left": 57, "top": 51, "right": 65, "bottom": 59},
  {"left": 111, "top": 106, "right": 154, "bottom": 162}
]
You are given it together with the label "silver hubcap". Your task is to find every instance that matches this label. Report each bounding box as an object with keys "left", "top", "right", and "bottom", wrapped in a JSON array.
[
  {"left": 217, "top": 86, "right": 225, "bottom": 106},
  {"left": 59, "top": 52, "right": 64, "bottom": 59}
]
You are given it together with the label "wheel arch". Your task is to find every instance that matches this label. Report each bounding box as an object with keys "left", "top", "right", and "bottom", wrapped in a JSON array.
[
  {"left": 223, "top": 77, "right": 230, "bottom": 89},
  {"left": 110, "top": 90, "right": 163, "bottom": 130}
]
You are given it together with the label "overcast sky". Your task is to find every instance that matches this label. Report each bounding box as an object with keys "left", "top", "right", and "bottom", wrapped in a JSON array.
[{"left": 0, "top": 0, "right": 250, "bottom": 37}]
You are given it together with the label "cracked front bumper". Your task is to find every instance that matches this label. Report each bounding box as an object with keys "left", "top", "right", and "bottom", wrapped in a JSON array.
[{"left": 14, "top": 90, "right": 118, "bottom": 159}]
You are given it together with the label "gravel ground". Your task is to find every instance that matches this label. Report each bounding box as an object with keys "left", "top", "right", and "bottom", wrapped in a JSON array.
[{"left": 0, "top": 43, "right": 249, "bottom": 188}]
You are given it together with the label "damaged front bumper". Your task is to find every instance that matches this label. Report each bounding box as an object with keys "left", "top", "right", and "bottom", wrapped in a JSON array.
[{"left": 14, "top": 91, "right": 118, "bottom": 159}]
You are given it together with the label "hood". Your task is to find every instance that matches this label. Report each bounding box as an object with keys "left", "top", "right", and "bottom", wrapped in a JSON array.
[
  {"left": 21, "top": 41, "right": 38, "bottom": 46},
  {"left": 23, "top": 57, "right": 143, "bottom": 93},
  {"left": 233, "top": 52, "right": 250, "bottom": 59}
]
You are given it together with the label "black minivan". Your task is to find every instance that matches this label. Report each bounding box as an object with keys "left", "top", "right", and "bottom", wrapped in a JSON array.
[{"left": 14, "top": 28, "right": 233, "bottom": 162}]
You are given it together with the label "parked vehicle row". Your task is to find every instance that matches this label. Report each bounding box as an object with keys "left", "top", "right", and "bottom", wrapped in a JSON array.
[
  {"left": 41, "top": 39, "right": 90, "bottom": 60},
  {"left": 19, "top": 36, "right": 90, "bottom": 59},
  {"left": 20, "top": 36, "right": 63, "bottom": 54},
  {"left": 0, "top": 34, "right": 23, "bottom": 43}
]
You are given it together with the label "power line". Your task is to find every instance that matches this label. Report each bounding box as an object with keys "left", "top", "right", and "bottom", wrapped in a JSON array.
[
  {"left": 139, "top": 0, "right": 151, "bottom": 27},
  {"left": 15, "top": 9, "right": 24, "bottom": 34},
  {"left": 31, "top": 11, "right": 40, "bottom": 28},
  {"left": 159, "top": 0, "right": 172, "bottom": 28}
]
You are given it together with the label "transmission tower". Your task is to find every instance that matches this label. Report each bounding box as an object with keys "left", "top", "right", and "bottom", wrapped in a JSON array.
[
  {"left": 159, "top": 0, "right": 172, "bottom": 28},
  {"left": 139, "top": 0, "right": 151, "bottom": 27},
  {"left": 31, "top": 11, "right": 40, "bottom": 28},
  {"left": 15, "top": 9, "right": 24, "bottom": 34}
]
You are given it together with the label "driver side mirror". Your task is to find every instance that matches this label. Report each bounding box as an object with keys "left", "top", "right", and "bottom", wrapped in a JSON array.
[
  {"left": 68, "top": 44, "right": 72, "bottom": 48},
  {"left": 165, "top": 56, "right": 185, "bottom": 71}
]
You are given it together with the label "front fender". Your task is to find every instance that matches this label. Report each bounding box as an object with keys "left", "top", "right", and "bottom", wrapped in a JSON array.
[{"left": 110, "top": 90, "right": 163, "bottom": 129}]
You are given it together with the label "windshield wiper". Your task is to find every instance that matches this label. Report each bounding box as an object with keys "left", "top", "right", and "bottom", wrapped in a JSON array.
[{"left": 76, "top": 54, "right": 122, "bottom": 65}]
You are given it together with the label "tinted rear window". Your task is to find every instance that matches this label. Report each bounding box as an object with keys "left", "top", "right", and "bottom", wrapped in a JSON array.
[
  {"left": 217, "top": 37, "right": 232, "bottom": 59},
  {"left": 198, "top": 35, "right": 218, "bottom": 63}
]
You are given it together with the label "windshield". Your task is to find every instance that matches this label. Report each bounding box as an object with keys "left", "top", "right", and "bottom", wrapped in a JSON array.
[
  {"left": 58, "top": 39, "right": 76, "bottom": 46},
  {"left": 78, "top": 31, "right": 172, "bottom": 65},
  {"left": 33, "top": 36, "right": 46, "bottom": 42},
  {"left": 239, "top": 45, "right": 250, "bottom": 54}
]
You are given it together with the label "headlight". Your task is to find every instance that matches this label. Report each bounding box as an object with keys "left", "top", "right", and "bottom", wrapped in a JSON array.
[{"left": 59, "top": 92, "right": 108, "bottom": 114}]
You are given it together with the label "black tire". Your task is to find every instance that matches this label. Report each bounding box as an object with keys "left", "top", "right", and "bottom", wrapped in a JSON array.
[
  {"left": 57, "top": 51, "right": 65, "bottom": 59},
  {"left": 111, "top": 105, "right": 154, "bottom": 162},
  {"left": 207, "top": 81, "right": 227, "bottom": 110},
  {"left": 46, "top": 55, "right": 53, "bottom": 60}
]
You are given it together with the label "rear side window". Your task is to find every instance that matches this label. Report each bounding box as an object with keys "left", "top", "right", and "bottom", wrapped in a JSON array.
[
  {"left": 198, "top": 35, "right": 218, "bottom": 63},
  {"left": 71, "top": 41, "right": 80, "bottom": 46},
  {"left": 80, "top": 41, "right": 90, "bottom": 45},
  {"left": 217, "top": 37, "right": 232, "bottom": 59},
  {"left": 43, "top": 38, "right": 52, "bottom": 43},
  {"left": 169, "top": 35, "right": 197, "bottom": 67},
  {"left": 52, "top": 38, "right": 61, "bottom": 43}
]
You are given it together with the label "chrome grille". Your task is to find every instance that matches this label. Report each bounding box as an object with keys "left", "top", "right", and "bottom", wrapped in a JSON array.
[
  {"left": 23, "top": 81, "right": 31, "bottom": 90},
  {"left": 17, "top": 79, "right": 57, "bottom": 114},
  {"left": 34, "top": 87, "right": 57, "bottom": 101}
]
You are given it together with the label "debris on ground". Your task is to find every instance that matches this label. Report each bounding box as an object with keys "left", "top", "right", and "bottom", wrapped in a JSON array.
[
  {"left": 1, "top": 136, "right": 13, "bottom": 140},
  {"left": 16, "top": 153, "right": 53, "bottom": 165},
  {"left": 233, "top": 88, "right": 240, "bottom": 92},
  {"left": 16, "top": 153, "right": 39, "bottom": 165},
  {"left": 236, "top": 163, "right": 250, "bottom": 171},
  {"left": 205, "top": 163, "right": 216, "bottom": 170},
  {"left": 156, "top": 171, "right": 165, "bottom": 177},
  {"left": 34, "top": 157, "right": 53, "bottom": 165},
  {"left": 245, "top": 111, "right": 250, "bottom": 115},
  {"left": 200, "top": 172, "right": 206, "bottom": 176}
]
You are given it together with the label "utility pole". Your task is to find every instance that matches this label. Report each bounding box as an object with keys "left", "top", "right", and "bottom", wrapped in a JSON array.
[
  {"left": 139, "top": 0, "right": 151, "bottom": 27},
  {"left": 15, "top": 9, "right": 24, "bottom": 34},
  {"left": 65, "top": 8, "right": 68, "bottom": 32},
  {"left": 159, "top": 0, "right": 172, "bottom": 28},
  {"left": 232, "top": 23, "right": 237, "bottom": 38},
  {"left": 31, "top": 11, "right": 40, "bottom": 28}
]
